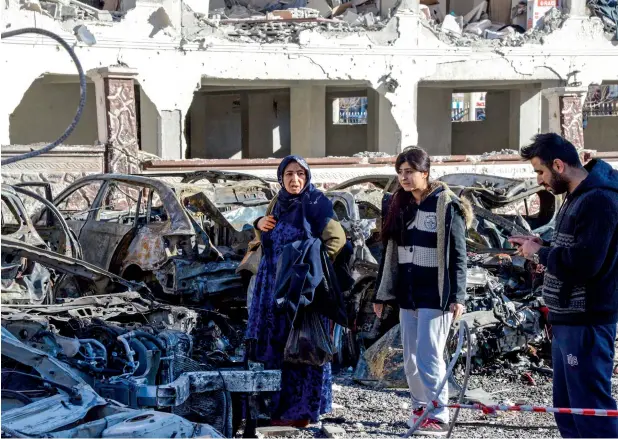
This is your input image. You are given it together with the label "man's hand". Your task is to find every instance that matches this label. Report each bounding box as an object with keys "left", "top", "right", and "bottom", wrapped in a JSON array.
[
  {"left": 513, "top": 239, "right": 542, "bottom": 260},
  {"left": 257, "top": 215, "right": 277, "bottom": 232},
  {"left": 450, "top": 303, "right": 465, "bottom": 321},
  {"left": 373, "top": 303, "right": 384, "bottom": 318}
]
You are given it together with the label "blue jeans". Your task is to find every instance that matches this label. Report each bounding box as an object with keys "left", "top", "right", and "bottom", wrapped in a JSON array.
[{"left": 552, "top": 324, "right": 618, "bottom": 438}]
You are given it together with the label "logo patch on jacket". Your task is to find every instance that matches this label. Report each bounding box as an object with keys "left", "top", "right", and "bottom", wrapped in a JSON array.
[
  {"left": 567, "top": 354, "right": 579, "bottom": 367},
  {"left": 424, "top": 214, "right": 437, "bottom": 231}
]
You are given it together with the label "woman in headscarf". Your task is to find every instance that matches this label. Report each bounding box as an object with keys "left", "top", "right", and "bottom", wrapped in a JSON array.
[{"left": 247, "top": 155, "right": 346, "bottom": 428}]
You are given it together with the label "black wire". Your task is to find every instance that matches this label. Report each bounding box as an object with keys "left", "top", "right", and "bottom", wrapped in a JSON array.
[{"left": 0, "top": 28, "right": 86, "bottom": 166}]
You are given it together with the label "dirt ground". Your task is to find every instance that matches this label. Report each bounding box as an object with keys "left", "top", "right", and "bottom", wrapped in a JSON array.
[{"left": 278, "top": 369, "right": 618, "bottom": 438}]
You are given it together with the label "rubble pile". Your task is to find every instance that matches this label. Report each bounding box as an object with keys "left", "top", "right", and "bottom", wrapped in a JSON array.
[
  {"left": 206, "top": 0, "right": 387, "bottom": 26},
  {"left": 421, "top": 1, "right": 567, "bottom": 47},
  {"left": 25, "top": 0, "right": 118, "bottom": 21},
  {"left": 587, "top": 0, "right": 618, "bottom": 39},
  {"left": 181, "top": 0, "right": 391, "bottom": 43}
]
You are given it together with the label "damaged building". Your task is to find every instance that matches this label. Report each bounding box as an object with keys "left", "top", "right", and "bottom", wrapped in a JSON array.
[{"left": 1, "top": 0, "right": 618, "bottom": 185}]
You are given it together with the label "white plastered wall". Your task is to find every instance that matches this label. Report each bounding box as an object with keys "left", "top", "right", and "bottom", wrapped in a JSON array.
[{"left": 2, "top": 1, "right": 617, "bottom": 157}]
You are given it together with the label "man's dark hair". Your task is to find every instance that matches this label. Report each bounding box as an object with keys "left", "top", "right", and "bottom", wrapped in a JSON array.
[{"left": 520, "top": 133, "right": 582, "bottom": 168}]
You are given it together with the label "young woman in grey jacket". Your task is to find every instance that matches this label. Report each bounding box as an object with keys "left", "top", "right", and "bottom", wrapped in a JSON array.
[{"left": 373, "top": 147, "right": 472, "bottom": 436}]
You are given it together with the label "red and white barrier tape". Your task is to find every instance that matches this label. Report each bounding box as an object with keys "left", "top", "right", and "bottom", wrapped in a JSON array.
[{"left": 433, "top": 401, "right": 618, "bottom": 417}]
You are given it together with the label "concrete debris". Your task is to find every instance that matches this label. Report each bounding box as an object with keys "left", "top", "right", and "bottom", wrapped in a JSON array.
[
  {"left": 424, "top": 5, "right": 566, "bottom": 47},
  {"left": 463, "top": 0, "right": 487, "bottom": 24},
  {"left": 588, "top": 0, "right": 618, "bottom": 39},
  {"left": 74, "top": 23, "right": 96, "bottom": 45},
  {"left": 464, "top": 19, "right": 492, "bottom": 36},
  {"left": 21, "top": 0, "right": 48, "bottom": 14},
  {"left": 481, "top": 148, "right": 520, "bottom": 158},
  {"left": 322, "top": 425, "right": 347, "bottom": 438},
  {"left": 341, "top": 8, "right": 360, "bottom": 24},
  {"left": 191, "top": 11, "right": 389, "bottom": 44},
  {"left": 256, "top": 426, "right": 301, "bottom": 437},
  {"left": 352, "top": 151, "right": 392, "bottom": 158},
  {"left": 35, "top": 0, "right": 113, "bottom": 21},
  {"left": 306, "top": 0, "right": 333, "bottom": 17},
  {"left": 441, "top": 13, "right": 463, "bottom": 35}
]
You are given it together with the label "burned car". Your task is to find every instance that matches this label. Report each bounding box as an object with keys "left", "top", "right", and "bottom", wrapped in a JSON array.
[
  {"left": 1, "top": 327, "right": 224, "bottom": 439},
  {"left": 31, "top": 173, "right": 274, "bottom": 307},
  {"left": 2, "top": 184, "right": 83, "bottom": 304},
  {"left": 147, "top": 169, "right": 279, "bottom": 233},
  {"left": 325, "top": 173, "right": 557, "bottom": 380},
  {"left": 1, "top": 236, "right": 280, "bottom": 437}
]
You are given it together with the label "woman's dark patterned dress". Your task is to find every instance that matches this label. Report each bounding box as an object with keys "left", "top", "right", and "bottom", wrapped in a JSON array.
[{"left": 246, "top": 220, "right": 333, "bottom": 422}]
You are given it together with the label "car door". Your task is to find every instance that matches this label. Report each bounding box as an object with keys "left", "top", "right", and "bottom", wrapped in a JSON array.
[
  {"left": 53, "top": 180, "right": 105, "bottom": 240},
  {"left": 78, "top": 181, "right": 142, "bottom": 271}
]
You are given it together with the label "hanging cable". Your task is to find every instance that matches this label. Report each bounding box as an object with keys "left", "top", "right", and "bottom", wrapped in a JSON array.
[{"left": 1, "top": 27, "right": 86, "bottom": 166}]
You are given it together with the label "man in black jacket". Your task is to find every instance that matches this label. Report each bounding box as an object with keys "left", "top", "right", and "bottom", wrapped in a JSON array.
[{"left": 510, "top": 133, "right": 618, "bottom": 438}]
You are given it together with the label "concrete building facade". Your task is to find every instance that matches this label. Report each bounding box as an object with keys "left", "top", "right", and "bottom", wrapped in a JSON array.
[{"left": 2, "top": 0, "right": 617, "bottom": 166}]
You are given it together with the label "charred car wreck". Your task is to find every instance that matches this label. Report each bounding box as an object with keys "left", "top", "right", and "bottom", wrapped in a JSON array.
[
  {"left": 1, "top": 237, "right": 280, "bottom": 438},
  {"left": 1, "top": 173, "right": 281, "bottom": 438},
  {"left": 324, "top": 173, "right": 557, "bottom": 386}
]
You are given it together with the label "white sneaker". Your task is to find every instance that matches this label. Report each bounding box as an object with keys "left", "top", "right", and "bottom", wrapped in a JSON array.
[{"left": 407, "top": 408, "right": 425, "bottom": 428}]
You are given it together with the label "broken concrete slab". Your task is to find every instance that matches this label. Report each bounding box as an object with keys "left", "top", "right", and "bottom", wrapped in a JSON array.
[
  {"left": 341, "top": 8, "right": 360, "bottom": 24},
  {"left": 256, "top": 426, "right": 301, "bottom": 438},
  {"left": 441, "top": 13, "right": 463, "bottom": 36},
  {"left": 462, "top": 0, "right": 486, "bottom": 24},
  {"left": 306, "top": 0, "right": 332, "bottom": 17},
  {"left": 322, "top": 425, "right": 347, "bottom": 438}
]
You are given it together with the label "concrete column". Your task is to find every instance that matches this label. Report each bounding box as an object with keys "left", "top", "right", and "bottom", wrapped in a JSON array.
[
  {"left": 519, "top": 89, "right": 542, "bottom": 148},
  {"left": 367, "top": 88, "right": 402, "bottom": 155},
  {"left": 417, "top": 87, "right": 452, "bottom": 155},
  {"left": 89, "top": 67, "right": 140, "bottom": 174},
  {"left": 543, "top": 87, "right": 587, "bottom": 149},
  {"left": 290, "top": 85, "right": 325, "bottom": 158},
  {"left": 509, "top": 88, "right": 542, "bottom": 149},
  {"left": 159, "top": 110, "right": 184, "bottom": 159},
  {"left": 383, "top": 80, "right": 419, "bottom": 153}
]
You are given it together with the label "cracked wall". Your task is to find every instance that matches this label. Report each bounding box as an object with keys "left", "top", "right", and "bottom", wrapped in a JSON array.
[{"left": 2, "top": 0, "right": 618, "bottom": 155}]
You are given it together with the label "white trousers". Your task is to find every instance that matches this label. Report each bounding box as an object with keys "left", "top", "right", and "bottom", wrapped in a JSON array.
[{"left": 400, "top": 308, "right": 452, "bottom": 423}]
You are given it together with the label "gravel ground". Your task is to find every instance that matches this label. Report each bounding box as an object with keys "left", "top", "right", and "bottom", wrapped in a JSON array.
[{"left": 280, "top": 369, "right": 618, "bottom": 438}]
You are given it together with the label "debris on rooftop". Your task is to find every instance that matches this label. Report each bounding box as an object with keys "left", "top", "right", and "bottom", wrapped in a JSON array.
[
  {"left": 421, "top": 1, "right": 568, "bottom": 47},
  {"left": 587, "top": 0, "right": 618, "bottom": 40}
]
